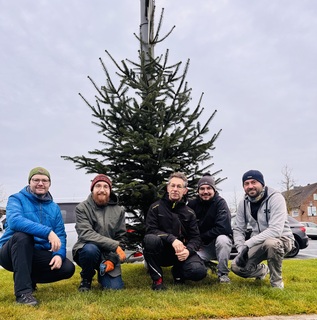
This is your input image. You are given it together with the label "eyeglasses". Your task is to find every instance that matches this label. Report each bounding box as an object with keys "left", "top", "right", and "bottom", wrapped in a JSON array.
[
  {"left": 31, "top": 178, "right": 50, "bottom": 184},
  {"left": 94, "top": 183, "right": 110, "bottom": 190},
  {"left": 168, "top": 184, "right": 185, "bottom": 189}
]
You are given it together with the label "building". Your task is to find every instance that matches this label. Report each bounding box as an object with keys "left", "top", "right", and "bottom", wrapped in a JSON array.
[{"left": 282, "top": 183, "right": 317, "bottom": 222}]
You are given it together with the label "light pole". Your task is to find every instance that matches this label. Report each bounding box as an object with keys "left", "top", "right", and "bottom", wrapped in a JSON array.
[{"left": 140, "top": 0, "right": 154, "bottom": 60}]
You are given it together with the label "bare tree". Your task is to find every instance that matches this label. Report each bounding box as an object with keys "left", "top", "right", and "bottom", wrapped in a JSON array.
[
  {"left": 229, "top": 188, "right": 240, "bottom": 213},
  {"left": 0, "top": 184, "right": 6, "bottom": 204},
  {"left": 281, "top": 165, "right": 295, "bottom": 213}
]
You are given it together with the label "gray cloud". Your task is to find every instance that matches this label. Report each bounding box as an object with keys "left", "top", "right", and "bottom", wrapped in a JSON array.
[{"left": 1, "top": 0, "right": 317, "bottom": 207}]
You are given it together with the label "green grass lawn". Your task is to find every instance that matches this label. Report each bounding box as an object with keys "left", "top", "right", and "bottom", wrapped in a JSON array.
[{"left": 0, "top": 259, "right": 316, "bottom": 320}]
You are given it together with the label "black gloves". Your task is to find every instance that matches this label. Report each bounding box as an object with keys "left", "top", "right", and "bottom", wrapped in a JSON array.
[{"left": 235, "top": 245, "right": 249, "bottom": 268}]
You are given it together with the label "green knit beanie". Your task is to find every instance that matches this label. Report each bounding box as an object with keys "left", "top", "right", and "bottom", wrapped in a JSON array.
[{"left": 28, "top": 167, "right": 51, "bottom": 183}]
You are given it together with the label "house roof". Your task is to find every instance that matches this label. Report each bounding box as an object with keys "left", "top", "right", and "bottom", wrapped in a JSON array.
[{"left": 282, "top": 183, "right": 317, "bottom": 208}]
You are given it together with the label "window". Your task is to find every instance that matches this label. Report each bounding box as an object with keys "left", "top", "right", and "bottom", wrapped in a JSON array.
[
  {"left": 292, "top": 209, "right": 299, "bottom": 217},
  {"left": 308, "top": 205, "right": 317, "bottom": 217},
  {"left": 57, "top": 203, "right": 78, "bottom": 223}
]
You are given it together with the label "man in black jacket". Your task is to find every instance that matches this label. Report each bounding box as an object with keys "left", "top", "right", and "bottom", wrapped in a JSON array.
[
  {"left": 143, "top": 172, "right": 207, "bottom": 290},
  {"left": 188, "top": 173, "right": 233, "bottom": 283}
]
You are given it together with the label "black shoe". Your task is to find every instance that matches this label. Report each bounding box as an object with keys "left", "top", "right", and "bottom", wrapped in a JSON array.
[
  {"left": 78, "top": 279, "right": 91, "bottom": 292},
  {"left": 171, "top": 267, "right": 184, "bottom": 285},
  {"left": 16, "top": 292, "right": 38, "bottom": 306},
  {"left": 151, "top": 278, "right": 166, "bottom": 291},
  {"left": 205, "top": 260, "right": 218, "bottom": 274},
  {"left": 32, "top": 283, "right": 37, "bottom": 292}
]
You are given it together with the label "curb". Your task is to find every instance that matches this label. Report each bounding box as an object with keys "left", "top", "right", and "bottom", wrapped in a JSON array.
[{"left": 212, "top": 315, "right": 317, "bottom": 320}]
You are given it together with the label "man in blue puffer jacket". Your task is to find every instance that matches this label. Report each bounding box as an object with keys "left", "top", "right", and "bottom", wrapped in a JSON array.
[{"left": 0, "top": 167, "right": 75, "bottom": 306}]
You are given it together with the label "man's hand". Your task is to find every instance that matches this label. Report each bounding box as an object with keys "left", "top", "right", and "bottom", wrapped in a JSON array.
[
  {"left": 235, "top": 245, "right": 249, "bottom": 268},
  {"left": 116, "top": 246, "right": 126, "bottom": 262},
  {"left": 100, "top": 260, "right": 115, "bottom": 276},
  {"left": 48, "top": 231, "right": 61, "bottom": 252},
  {"left": 49, "top": 255, "right": 62, "bottom": 270},
  {"left": 175, "top": 248, "right": 189, "bottom": 261},
  {"left": 172, "top": 239, "right": 186, "bottom": 253}
]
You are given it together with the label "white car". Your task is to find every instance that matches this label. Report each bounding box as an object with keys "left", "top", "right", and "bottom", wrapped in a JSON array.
[{"left": 300, "top": 222, "right": 317, "bottom": 240}]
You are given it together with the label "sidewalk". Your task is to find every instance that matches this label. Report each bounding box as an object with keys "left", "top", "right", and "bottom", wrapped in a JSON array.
[{"left": 212, "top": 315, "right": 317, "bottom": 320}]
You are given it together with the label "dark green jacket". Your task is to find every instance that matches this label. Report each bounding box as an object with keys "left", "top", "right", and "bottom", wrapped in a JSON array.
[{"left": 72, "top": 192, "right": 126, "bottom": 276}]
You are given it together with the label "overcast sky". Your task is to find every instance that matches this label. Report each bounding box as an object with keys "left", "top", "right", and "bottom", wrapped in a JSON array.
[{"left": 1, "top": 0, "right": 317, "bottom": 208}]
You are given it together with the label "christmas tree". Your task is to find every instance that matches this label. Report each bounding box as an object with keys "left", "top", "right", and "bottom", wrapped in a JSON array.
[{"left": 62, "top": 4, "right": 223, "bottom": 248}]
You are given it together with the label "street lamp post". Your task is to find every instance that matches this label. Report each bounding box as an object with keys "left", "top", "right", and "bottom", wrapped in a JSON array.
[{"left": 140, "top": 0, "right": 154, "bottom": 59}]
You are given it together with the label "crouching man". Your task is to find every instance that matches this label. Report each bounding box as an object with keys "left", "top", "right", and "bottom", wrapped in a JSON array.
[
  {"left": 143, "top": 172, "right": 207, "bottom": 290},
  {"left": 0, "top": 167, "right": 75, "bottom": 306},
  {"left": 73, "top": 174, "right": 127, "bottom": 291},
  {"left": 231, "top": 170, "right": 294, "bottom": 289}
]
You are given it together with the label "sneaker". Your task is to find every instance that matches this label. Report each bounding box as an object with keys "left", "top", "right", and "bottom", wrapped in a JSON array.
[
  {"left": 16, "top": 292, "right": 38, "bottom": 306},
  {"left": 78, "top": 279, "right": 91, "bottom": 292},
  {"left": 151, "top": 278, "right": 166, "bottom": 291},
  {"left": 256, "top": 264, "right": 269, "bottom": 280},
  {"left": 173, "top": 277, "right": 185, "bottom": 285},
  {"left": 218, "top": 274, "right": 231, "bottom": 283},
  {"left": 271, "top": 281, "right": 284, "bottom": 289}
]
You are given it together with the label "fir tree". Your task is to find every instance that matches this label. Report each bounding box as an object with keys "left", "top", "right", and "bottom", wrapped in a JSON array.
[{"left": 62, "top": 7, "right": 223, "bottom": 248}]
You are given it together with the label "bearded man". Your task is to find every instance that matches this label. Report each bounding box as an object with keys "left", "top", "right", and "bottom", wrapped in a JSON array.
[
  {"left": 231, "top": 170, "right": 294, "bottom": 289},
  {"left": 73, "top": 174, "right": 127, "bottom": 291},
  {"left": 187, "top": 173, "right": 233, "bottom": 283}
]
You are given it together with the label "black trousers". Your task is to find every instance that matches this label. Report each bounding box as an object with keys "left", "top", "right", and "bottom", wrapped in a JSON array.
[
  {"left": 0, "top": 232, "right": 75, "bottom": 296},
  {"left": 143, "top": 234, "right": 207, "bottom": 282}
]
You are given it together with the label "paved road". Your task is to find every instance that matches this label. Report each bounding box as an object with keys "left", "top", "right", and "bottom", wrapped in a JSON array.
[
  {"left": 289, "top": 238, "right": 317, "bottom": 260},
  {"left": 212, "top": 315, "right": 317, "bottom": 320}
]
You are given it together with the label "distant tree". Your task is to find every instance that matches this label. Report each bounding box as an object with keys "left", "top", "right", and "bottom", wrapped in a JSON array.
[
  {"left": 281, "top": 165, "right": 295, "bottom": 213},
  {"left": 62, "top": 7, "right": 224, "bottom": 248},
  {"left": 0, "top": 184, "right": 6, "bottom": 205},
  {"left": 229, "top": 188, "right": 240, "bottom": 213}
]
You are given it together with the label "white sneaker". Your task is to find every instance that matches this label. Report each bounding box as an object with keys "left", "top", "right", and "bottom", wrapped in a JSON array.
[
  {"left": 218, "top": 274, "right": 231, "bottom": 283},
  {"left": 255, "top": 264, "right": 269, "bottom": 280},
  {"left": 271, "top": 281, "right": 284, "bottom": 289}
]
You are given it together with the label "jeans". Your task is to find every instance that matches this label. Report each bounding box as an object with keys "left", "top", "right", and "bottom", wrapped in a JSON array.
[
  {"left": 74, "top": 243, "right": 124, "bottom": 290},
  {"left": 0, "top": 232, "right": 75, "bottom": 296},
  {"left": 197, "top": 234, "right": 232, "bottom": 276}
]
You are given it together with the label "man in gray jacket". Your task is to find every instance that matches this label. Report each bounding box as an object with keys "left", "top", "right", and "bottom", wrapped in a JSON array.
[
  {"left": 73, "top": 174, "right": 127, "bottom": 291},
  {"left": 231, "top": 170, "right": 294, "bottom": 289}
]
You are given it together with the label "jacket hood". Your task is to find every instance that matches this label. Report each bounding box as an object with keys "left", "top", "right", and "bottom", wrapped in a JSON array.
[
  {"left": 244, "top": 186, "right": 277, "bottom": 203},
  {"left": 21, "top": 186, "right": 53, "bottom": 203}
]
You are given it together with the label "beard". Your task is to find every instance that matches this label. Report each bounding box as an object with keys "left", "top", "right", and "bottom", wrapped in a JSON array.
[{"left": 93, "top": 193, "right": 110, "bottom": 206}]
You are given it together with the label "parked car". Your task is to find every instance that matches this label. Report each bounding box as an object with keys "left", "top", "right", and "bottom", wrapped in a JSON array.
[
  {"left": 0, "top": 215, "right": 6, "bottom": 231},
  {"left": 230, "top": 214, "right": 309, "bottom": 258},
  {"left": 286, "top": 216, "right": 309, "bottom": 257},
  {"left": 299, "top": 222, "right": 317, "bottom": 240}
]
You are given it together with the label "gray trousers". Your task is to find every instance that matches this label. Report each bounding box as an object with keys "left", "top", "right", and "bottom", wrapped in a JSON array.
[
  {"left": 231, "top": 237, "right": 293, "bottom": 287},
  {"left": 197, "top": 234, "right": 232, "bottom": 277}
]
